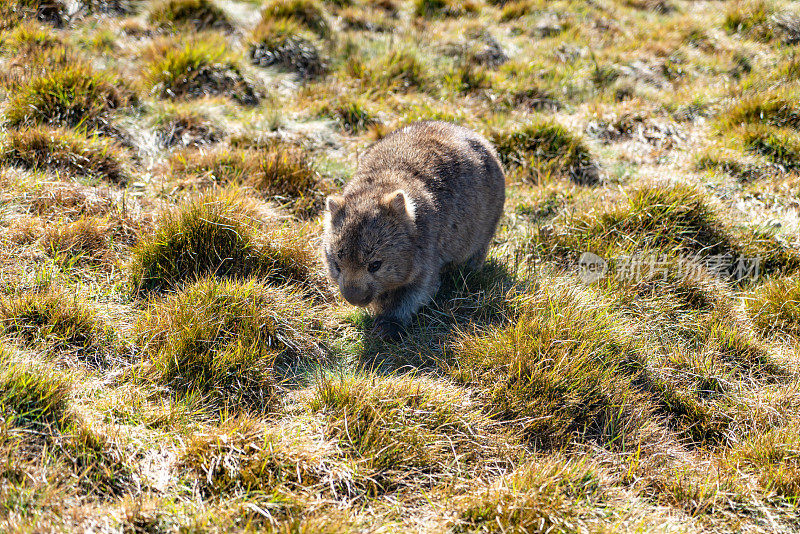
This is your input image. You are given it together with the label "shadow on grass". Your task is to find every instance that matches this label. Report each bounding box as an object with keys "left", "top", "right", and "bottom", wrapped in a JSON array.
[{"left": 353, "top": 258, "right": 521, "bottom": 376}]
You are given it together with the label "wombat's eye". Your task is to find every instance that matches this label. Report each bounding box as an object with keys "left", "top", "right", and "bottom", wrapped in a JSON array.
[{"left": 368, "top": 260, "right": 382, "bottom": 273}]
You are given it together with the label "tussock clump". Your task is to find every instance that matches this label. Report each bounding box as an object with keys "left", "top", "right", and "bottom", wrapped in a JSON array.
[
  {"left": 492, "top": 121, "right": 599, "bottom": 185},
  {"left": 535, "top": 183, "right": 800, "bottom": 277},
  {"left": 153, "top": 108, "right": 222, "bottom": 148},
  {"left": 168, "top": 145, "right": 321, "bottom": 202},
  {"left": 316, "top": 96, "right": 377, "bottom": 134},
  {"left": 0, "top": 343, "right": 72, "bottom": 430},
  {"left": 728, "top": 422, "right": 800, "bottom": 500},
  {"left": 0, "top": 126, "right": 129, "bottom": 184},
  {"left": 180, "top": 417, "right": 361, "bottom": 497},
  {"left": 723, "top": 0, "right": 775, "bottom": 42},
  {"left": 0, "top": 20, "right": 62, "bottom": 53},
  {"left": 5, "top": 63, "right": 133, "bottom": 131},
  {"left": 742, "top": 125, "right": 800, "bottom": 171},
  {"left": 146, "top": 39, "right": 260, "bottom": 106},
  {"left": 747, "top": 276, "right": 800, "bottom": 340},
  {"left": 41, "top": 216, "right": 111, "bottom": 264},
  {"left": 361, "top": 48, "right": 431, "bottom": 93},
  {"left": 135, "top": 277, "right": 324, "bottom": 408},
  {"left": 309, "top": 373, "right": 512, "bottom": 492},
  {"left": 453, "top": 458, "right": 601, "bottom": 533},
  {"left": 413, "top": 0, "right": 477, "bottom": 18},
  {"left": 719, "top": 90, "right": 800, "bottom": 131},
  {"left": 446, "top": 280, "right": 656, "bottom": 450},
  {"left": 83, "top": 0, "right": 140, "bottom": 15},
  {"left": 0, "top": 287, "right": 115, "bottom": 366},
  {"left": 0, "top": 0, "right": 68, "bottom": 29},
  {"left": 260, "top": 0, "right": 328, "bottom": 36},
  {"left": 250, "top": 18, "right": 325, "bottom": 78},
  {"left": 128, "top": 191, "right": 324, "bottom": 296},
  {"left": 148, "top": 0, "right": 234, "bottom": 32}
]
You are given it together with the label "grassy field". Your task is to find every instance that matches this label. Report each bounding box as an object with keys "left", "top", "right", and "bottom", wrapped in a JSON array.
[{"left": 0, "top": 0, "right": 799, "bottom": 531}]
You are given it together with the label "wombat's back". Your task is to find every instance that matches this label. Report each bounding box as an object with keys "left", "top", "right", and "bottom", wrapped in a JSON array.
[{"left": 353, "top": 121, "right": 505, "bottom": 266}]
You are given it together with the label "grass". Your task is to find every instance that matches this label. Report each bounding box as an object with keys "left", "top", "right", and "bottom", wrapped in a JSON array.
[
  {"left": 5, "top": 63, "right": 132, "bottom": 131},
  {"left": 445, "top": 278, "right": 656, "bottom": 450},
  {"left": 259, "top": 0, "right": 328, "bottom": 36},
  {"left": 0, "top": 287, "right": 115, "bottom": 366},
  {"left": 0, "top": 344, "right": 71, "bottom": 430},
  {"left": 128, "top": 190, "right": 324, "bottom": 296},
  {"left": 148, "top": 0, "right": 234, "bottom": 32},
  {"left": 167, "top": 144, "right": 323, "bottom": 212},
  {"left": 309, "top": 373, "right": 512, "bottom": 492},
  {"left": 747, "top": 276, "right": 800, "bottom": 340},
  {"left": 1, "top": 0, "right": 800, "bottom": 530},
  {"left": 0, "top": 126, "right": 129, "bottom": 184},
  {"left": 453, "top": 457, "right": 601, "bottom": 533},
  {"left": 249, "top": 17, "right": 325, "bottom": 78},
  {"left": 135, "top": 277, "right": 324, "bottom": 408},
  {"left": 492, "top": 120, "right": 599, "bottom": 185},
  {"left": 145, "top": 38, "right": 259, "bottom": 105}
]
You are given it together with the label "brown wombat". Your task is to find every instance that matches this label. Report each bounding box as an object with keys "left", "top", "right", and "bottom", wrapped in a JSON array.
[{"left": 322, "top": 121, "right": 505, "bottom": 339}]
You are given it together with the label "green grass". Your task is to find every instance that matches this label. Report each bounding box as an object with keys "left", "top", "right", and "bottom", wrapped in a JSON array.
[
  {"left": 747, "top": 276, "right": 800, "bottom": 340},
  {"left": 259, "top": 0, "right": 328, "bottom": 36},
  {"left": 128, "top": 190, "right": 324, "bottom": 296},
  {"left": 0, "top": 287, "right": 115, "bottom": 366},
  {"left": 5, "top": 63, "right": 132, "bottom": 131},
  {"left": 723, "top": 0, "right": 775, "bottom": 42},
  {"left": 492, "top": 120, "right": 598, "bottom": 185},
  {"left": 135, "top": 277, "right": 324, "bottom": 408},
  {"left": 249, "top": 17, "right": 324, "bottom": 77},
  {"left": 0, "top": 344, "right": 72, "bottom": 430},
  {"left": 309, "top": 373, "right": 511, "bottom": 492},
  {"left": 718, "top": 89, "right": 800, "bottom": 131},
  {"left": 146, "top": 38, "right": 259, "bottom": 105},
  {"left": 0, "top": 126, "right": 129, "bottom": 184},
  {"left": 148, "top": 0, "right": 234, "bottom": 32},
  {"left": 742, "top": 125, "right": 800, "bottom": 170},
  {"left": 167, "top": 144, "right": 323, "bottom": 213}
]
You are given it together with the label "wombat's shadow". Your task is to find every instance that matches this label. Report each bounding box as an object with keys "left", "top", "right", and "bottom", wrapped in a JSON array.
[{"left": 355, "top": 258, "right": 519, "bottom": 376}]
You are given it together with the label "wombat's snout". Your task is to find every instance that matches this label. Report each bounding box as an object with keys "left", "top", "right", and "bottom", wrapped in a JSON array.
[{"left": 341, "top": 285, "right": 373, "bottom": 307}]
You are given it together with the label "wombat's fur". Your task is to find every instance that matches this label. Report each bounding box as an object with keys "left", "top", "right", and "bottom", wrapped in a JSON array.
[{"left": 322, "top": 121, "right": 505, "bottom": 338}]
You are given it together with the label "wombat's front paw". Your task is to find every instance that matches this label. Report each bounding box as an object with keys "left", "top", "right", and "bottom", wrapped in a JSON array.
[{"left": 371, "top": 316, "right": 404, "bottom": 341}]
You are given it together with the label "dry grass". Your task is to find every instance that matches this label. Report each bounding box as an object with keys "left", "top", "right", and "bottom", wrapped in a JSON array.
[
  {"left": 135, "top": 277, "right": 325, "bottom": 409},
  {"left": 1, "top": 0, "right": 799, "bottom": 531},
  {"left": 128, "top": 189, "right": 325, "bottom": 296},
  {"left": 0, "top": 126, "right": 129, "bottom": 184}
]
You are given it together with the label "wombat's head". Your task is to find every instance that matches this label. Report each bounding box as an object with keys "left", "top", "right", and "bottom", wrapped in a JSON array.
[{"left": 322, "top": 190, "right": 417, "bottom": 307}]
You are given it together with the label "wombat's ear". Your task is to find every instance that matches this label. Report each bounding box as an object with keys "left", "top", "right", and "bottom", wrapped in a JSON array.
[
  {"left": 326, "top": 195, "right": 345, "bottom": 215},
  {"left": 381, "top": 190, "right": 415, "bottom": 221}
]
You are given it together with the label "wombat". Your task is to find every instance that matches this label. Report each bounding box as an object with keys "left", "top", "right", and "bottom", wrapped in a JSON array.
[{"left": 322, "top": 121, "right": 505, "bottom": 339}]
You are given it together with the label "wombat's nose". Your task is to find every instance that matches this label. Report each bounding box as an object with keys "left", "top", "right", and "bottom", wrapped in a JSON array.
[{"left": 341, "top": 285, "right": 372, "bottom": 307}]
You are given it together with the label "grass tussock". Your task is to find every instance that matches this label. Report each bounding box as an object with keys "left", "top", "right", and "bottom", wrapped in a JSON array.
[
  {"left": 0, "top": 287, "right": 115, "bottom": 366},
  {"left": 446, "top": 279, "right": 655, "bottom": 450},
  {"left": 742, "top": 125, "right": 800, "bottom": 171},
  {"left": 0, "top": 344, "right": 71, "bottom": 430},
  {"left": 723, "top": 0, "right": 775, "bottom": 42},
  {"left": 452, "top": 457, "right": 601, "bottom": 533},
  {"left": 309, "top": 373, "right": 512, "bottom": 492},
  {"left": 492, "top": 121, "right": 599, "bottom": 185},
  {"left": 0, "top": 0, "right": 67, "bottom": 29},
  {"left": 153, "top": 107, "right": 222, "bottom": 148},
  {"left": 135, "top": 277, "right": 324, "bottom": 408},
  {"left": 260, "top": 0, "right": 328, "bottom": 36},
  {"left": 180, "top": 417, "right": 360, "bottom": 498},
  {"left": 249, "top": 18, "right": 325, "bottom": 78},
  {"left": 747, "top": 276, "right": 800, "bottom": 340},
  {"left": 718, "top": 90, "right": 800, "bottom": 131},
  {"left": 148, "top": 0, "right": 234, "bottom": 32},
  {"left": 145, "top": 38, "right": 259, "bottom": 106},
  {"left": 5, "top": 63, "right": 133, "bottom": 131},
  {"left": 534, "top": 182, "right": 800, "bottom": 277},
  {"left": 167, "top": 144, "right": 323, "bottom": 212},
  {"left": 728, "top": 422, "right": 800, "bottom": 500},
  {"left": 128, "top": 190, "right": 325, "bottom": 296},
  {"left": 413, "top": 0, "right": 477, "bottom": 18},
  {"left": 0, "top": 126, "right": 129, "bottom": 184},
  {"left": 41, "top": 216, "right": 112, "bottom": 264},
  {"left": 315, "top": 95, "right": 377, "bottom": 134}
]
